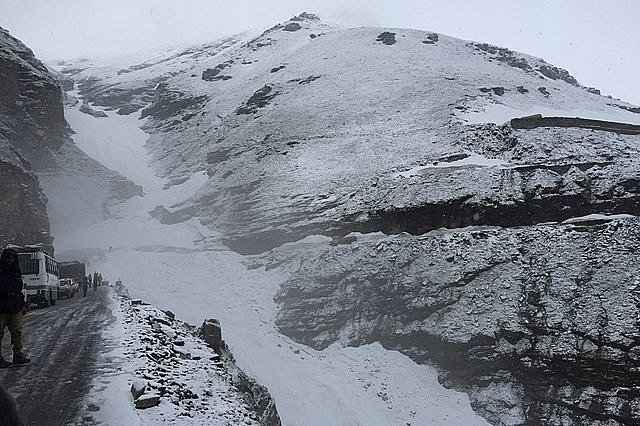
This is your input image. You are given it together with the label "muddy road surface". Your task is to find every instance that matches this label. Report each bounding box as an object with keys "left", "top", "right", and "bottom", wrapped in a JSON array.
[{"left": 0, "top": 287, "right": 114, "bottom": 426}]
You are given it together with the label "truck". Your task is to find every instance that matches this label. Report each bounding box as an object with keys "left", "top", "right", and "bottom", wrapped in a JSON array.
[{"left": 59, "top": 261, "right": 87, "bottom": 288}]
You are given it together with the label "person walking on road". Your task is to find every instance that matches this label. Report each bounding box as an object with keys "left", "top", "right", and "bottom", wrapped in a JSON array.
[
  {"left": 82, "top": 277, "right": 89, "bottom": 297},
  {"left": 0, "top": 248, "right": 31, "bottom": 368}
]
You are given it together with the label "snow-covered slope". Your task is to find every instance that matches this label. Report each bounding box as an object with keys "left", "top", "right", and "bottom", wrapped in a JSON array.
[
  {"left": 50, "top": 12, "right": 640, "bottom": 426},
  {"left": 55, "top": 13, "right": 640, "bottom": 254}
]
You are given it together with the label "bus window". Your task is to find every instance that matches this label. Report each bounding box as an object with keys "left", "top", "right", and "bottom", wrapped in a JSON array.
[{"left": 18, "top": 254, "right": 39, "bottom": 275}]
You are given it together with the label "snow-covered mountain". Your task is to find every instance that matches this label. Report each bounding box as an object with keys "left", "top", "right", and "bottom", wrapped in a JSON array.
[{"left": 48, "top": 12, "right": 640, "bottom": 425}]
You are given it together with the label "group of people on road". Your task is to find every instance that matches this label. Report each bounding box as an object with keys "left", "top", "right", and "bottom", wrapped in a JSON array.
[{"left": 81, "top": 271, "right": 104, "bottom": 297}]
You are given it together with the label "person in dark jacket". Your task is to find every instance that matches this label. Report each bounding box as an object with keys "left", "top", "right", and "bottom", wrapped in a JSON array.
[{"left": 0, "top": 248, "right": 30, "bottom": 367}]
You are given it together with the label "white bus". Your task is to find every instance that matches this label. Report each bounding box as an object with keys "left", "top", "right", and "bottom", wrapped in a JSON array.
[{"left": 16, "top": 247, "right": 59, "bottom": 307}]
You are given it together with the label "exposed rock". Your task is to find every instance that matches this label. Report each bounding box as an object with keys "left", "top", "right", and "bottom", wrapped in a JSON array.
[
  {"left": 536, "top": 64, "right": 579, "bottom": 85},
  {"left": 228, "top": 364, "right": 282, "bottom": 426},
  {"left": 130, "top": 379, "right": 148, "bottom": 400},
  {"left": 538, "top": 86, "right": 551, "bottom": 97},
  {"left": 141, "top": 83, "right": 208, "bottom": 122},
  {"left": 471, "top": 42, "right": 531, "bottom": 71},
  {"left": 200, "top": 319, "right": 227, "bottom": 355},
  {"left": 135, "top": 393, "right": 160, "bottom": 409},
  {"left": 273, "top": 219, "right": 640, "bottom": 426},
  {"left": 511, "top": 116, "right": 640, "bottom": 135},
  {"left": 297, "top": 75, "right": 321, "bottom": 85},
  {"left": 616, "top": 104, "right": 640, "bottom": 114},
  {"left": 283, "top": 23, "right": 302, "bottom": 32},
  {"left": 376, "top": 32, "right": 397, "bottom": 45},
  {"left": 235, "top": 85, "right": 278, "bottom": 115},
  {"left": 0, "top": 158, "right": 52, "bottom": 251},
  {"left": 292, "top": 12, "right": 319, "bottom": 21},
  {"left": 423, "top": 33, "right": 439, "bottom": 44},
  {"left": 478, "top": 86, "right": 507, "bottom": 96}
]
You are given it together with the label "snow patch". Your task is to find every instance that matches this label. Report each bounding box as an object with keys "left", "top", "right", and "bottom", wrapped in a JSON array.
[
  {"left": 396, "top": 153, "right": 508, "bottom": 178},
  {"left": 460, "top": 101, "right": 640, "bottom": 126},
  {"left": 562, "top": 213, "right": 635, "bottom": 225}
]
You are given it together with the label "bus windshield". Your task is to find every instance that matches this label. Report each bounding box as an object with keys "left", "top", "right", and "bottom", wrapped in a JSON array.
[{"left": 17, "top": 254, "right": 40, "bottom": 275}]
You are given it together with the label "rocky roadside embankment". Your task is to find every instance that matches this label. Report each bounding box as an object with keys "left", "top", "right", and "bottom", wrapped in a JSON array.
[{"left": 83, "top": 284, "right": 281, "bottom": 426}]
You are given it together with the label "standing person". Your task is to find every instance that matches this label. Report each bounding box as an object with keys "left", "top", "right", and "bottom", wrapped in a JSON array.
[
  {"left": 82, "top": 277, "right": 89, "bottom": 297},
  {"left": 0, "top": 248, "right": 30, "bottom": 367}
]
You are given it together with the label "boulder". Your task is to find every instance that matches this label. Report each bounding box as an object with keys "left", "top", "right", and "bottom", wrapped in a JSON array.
[
  {"left": 131, "top": 379, "right": 148, "bottom": 400},
  {"left": 135, "top": 393, "right": 160, "bottom": 409},
  {"left": 201, "top": 319, "right": 226, "bottom": 354}
]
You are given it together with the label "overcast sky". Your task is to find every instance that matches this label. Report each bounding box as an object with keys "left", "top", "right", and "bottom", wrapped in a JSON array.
[{"left": 1, "top": 0, "right": 639, "bottom": 105}]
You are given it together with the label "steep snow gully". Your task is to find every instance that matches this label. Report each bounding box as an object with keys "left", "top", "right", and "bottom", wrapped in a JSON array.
[{"left": 45, "top": 12, "right": 640, "bottom": 426}]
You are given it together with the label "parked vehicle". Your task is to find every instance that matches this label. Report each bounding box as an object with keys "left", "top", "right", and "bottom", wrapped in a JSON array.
[
  {"left": 15, "top": 246, "right": 59, "bottom": 307},
  {"left": 57, "top": 278, "right": 76, "bottom": 299},
  {"left": 59, "top": 261, "right": 86, "bottom": 289}
]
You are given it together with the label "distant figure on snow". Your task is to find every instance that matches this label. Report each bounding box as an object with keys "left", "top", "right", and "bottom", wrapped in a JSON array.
[
  {"left": 0, "top": 248, "right": 31, "bottom": 367},
  {"left": 82, "top": 277, "right": 89, "bottom": 297}
]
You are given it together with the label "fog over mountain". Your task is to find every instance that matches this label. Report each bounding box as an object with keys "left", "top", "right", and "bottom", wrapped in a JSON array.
[{"left": 1, "top": 0, "right": 639, "bottom": 105}]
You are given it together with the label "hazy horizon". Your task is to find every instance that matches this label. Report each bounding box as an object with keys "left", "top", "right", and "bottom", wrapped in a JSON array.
[{"left": 1, "top": 0, "right": 639, "bottom": 105}]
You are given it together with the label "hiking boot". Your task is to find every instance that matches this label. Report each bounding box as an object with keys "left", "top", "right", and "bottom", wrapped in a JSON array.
[
  {"left": 12, "top": 353, "right": 30, "bottom": 365},
  {"left": 0, "top": 358, "right": 11, "bottom": 368}
]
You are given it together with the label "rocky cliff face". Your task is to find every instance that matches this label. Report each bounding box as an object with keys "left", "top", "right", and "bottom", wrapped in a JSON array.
[
  {"left": 0, "top": 151, "right": 51, "bottom": 250},
  {"left": 0, "top": 27, "right": 141, "bottom": 248},
  {"left": 0, "top": 27, "right": 56, "bottom": 249},
  {"left": 270, "top": 217, "right": 640, "bottom": 425},
  {"left": 51, "top": 14, "right": 640, "bottom": 425}
]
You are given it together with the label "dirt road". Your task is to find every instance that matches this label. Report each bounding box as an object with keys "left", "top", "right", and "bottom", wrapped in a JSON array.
[{"left": 0, "top": 287, "right": 114, "bottom": 426}]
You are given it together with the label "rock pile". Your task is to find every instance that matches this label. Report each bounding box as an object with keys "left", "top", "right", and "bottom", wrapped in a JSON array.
[{"left": 113, "top": 290, "right": 281, "bottom": 425}]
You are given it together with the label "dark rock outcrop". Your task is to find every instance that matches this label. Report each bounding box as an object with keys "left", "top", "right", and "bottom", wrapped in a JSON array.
[
  {"left": 273, "top": 218, "right": 640, "bottom": 425},
  {"left": 511, "top": 116, "right": 640, "bottom": 135},
  {"left": 0, "top": 157, "right": 52, "bottom": 251},
  {"left": 283, "top": 23, "right": 302, "bottom": 32},
  {"left": 423, "top": 33, "right": 439, "bottom": 44},
  {"left": 0, "top": 27, "right": 67, "bottom": 166},
  {"left": 200, "top": 319, "right": 227, "bottom": 354},
  {"left": 200, "top": 319, "right": 281, "bottom": 426},
  {"left": 376, "top": 32, "right": 397, "bottom": 45},
  {"left": 141, "top": 83, "right": 208, "bottom": 122},
  {"left": 235, "top": 85, "right": 278, "bottom": 115}
]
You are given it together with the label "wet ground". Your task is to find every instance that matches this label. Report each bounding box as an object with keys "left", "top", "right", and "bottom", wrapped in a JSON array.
[{"left": 0, "top": 287, "right": 114, "bottom": 426}]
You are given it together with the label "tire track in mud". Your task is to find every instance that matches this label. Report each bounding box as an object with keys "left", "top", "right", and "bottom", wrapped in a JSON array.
[{"left": 0, "top": 287, "right": 115, "bottom": 426}]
